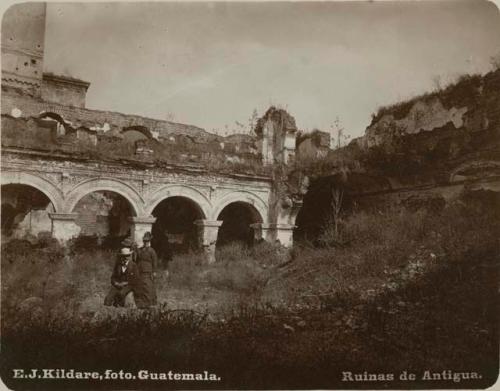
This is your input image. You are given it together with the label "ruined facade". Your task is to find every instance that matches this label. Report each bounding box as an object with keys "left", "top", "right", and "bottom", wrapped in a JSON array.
[
  {"left": 296, "top": 130, "right": 331, "bottom": 159},
  {"left": 3, "top": 4, "right": 499, "bottom": 260},
  {"left": 1, "top": 3, "right": 300, "bottom": 262},
  {"left": 291, "top": 69, "right": 500, "bottom": 240}
]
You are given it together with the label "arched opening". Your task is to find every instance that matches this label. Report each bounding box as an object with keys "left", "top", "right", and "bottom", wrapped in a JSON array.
[
  {"left": 122, "top": 126, "right": 151, "bottom": 143},
  {"left": 1, "top": 184, "right": 54, "bottom": 240},
  {"left": 38, "top": 112, "right": 68, "bottom": 137},
  {"left": 216, "top": 201, "right": 263, "bottom": 248},
  {"left": 72, "top": 191, "right": 135, "bottom": 243},
  {"left": 151, "top": 196, "right": 205, "bottom": 261},
  {"left": 294, "top": 174, "right": 354, "bottom": 245},
  {"left": 294, "top": 173, "right": 394, "bottom": 245}
]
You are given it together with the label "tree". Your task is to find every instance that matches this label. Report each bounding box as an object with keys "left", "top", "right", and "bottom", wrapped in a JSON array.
[
  {"left": 165, "top": 112, "right": 175, "bottom": 122},
  {"left": 330, "top": 187, "right": 344, "bottom": 239},
  {"left": 432, "top": 75, "right": 443, "bottom": 92},
  {"left": 248, "top": 109, "right": 259, "bottom": 135},
  {"left": 490, "top": 52, "right": 500, "bottom": 70},
  {"left": 318, "top": 186, "right": 345, "bottom": 247},
  {"left": 234, "top": 120, "right": 245, "bottom": 134},
  {"left": 330, "top": 117, "right": 349, "bottom": 149}
]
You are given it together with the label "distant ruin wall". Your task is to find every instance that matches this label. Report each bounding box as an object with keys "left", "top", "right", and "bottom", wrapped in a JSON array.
[
  {"left": 342, "top": 70, "right": 500, "bottom": 193},
  {"left": 355, "top": 71, "right": 500, "bottom": 156}
]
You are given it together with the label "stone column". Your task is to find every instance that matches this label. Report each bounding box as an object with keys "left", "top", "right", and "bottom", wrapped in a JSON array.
[
  {"left": 194, "top": 220, "right": 223, "bottom": 264},
  {"left": 49, "top": 213, "right": 81, "bottom": 243},
  {"left": 250, "top": 223, "right": 295, "bottom": 247},
  {"left": 129, "top": 216, "right": 156, "bottom": 244},
  {"left": 250, "top": 223, "right": 273, "bottom": 242}
]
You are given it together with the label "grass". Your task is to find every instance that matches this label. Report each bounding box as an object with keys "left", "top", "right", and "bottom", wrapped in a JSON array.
[{"left": 1, "top": 193, "right": 498, "bottom": 389}]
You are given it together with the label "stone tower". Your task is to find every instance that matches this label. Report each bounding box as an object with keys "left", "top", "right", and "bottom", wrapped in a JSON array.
[
  {"left": 2, "top": 3, "right": 91, "bottom": 108},
  {"left": 1, "top": 3, "right": 47, "bottom": 96}
]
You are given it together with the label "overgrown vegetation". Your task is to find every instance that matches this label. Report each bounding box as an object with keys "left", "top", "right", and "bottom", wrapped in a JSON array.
[
  {"left": 1, "top": 192, "right": 498, "bottom": 388},
  {"left": 371, "top": 72, "right": 485, "bottom": 125}
]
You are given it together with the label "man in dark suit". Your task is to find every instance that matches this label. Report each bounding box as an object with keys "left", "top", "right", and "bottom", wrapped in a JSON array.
[{"left": 104, "top": 247, "right": 139, "bottom": 307}]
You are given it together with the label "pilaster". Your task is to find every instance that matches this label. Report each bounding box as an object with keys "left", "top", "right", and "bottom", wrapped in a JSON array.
[
  {"left": 129, "top": 216, "right": 156, "bottom": 244},
  {"left": 250, "top": 223, "right": 273, "bottom": 242},
  {"left": 49, "top": 213, "right": 80, "bottom": 242},
  {"left": 194, "top": 219, "right": 223, "bottom": 264}
]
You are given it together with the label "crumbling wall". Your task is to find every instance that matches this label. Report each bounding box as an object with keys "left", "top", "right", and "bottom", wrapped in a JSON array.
[
  {"left": 289, "top": 70, "right": 500, "bottom": 244},
  {"left": 355, "top": 70, "right": 500, "bottom": 163},
  {"left": 1, "top": 87, "right": 265, "bottom": 174},
  {"left": 336, "top": 69, "right": 500, "bottom": 189},
  {"left": 296, "top": 130, "right": 330, "bottom": 159},
  {"left": 255, "top": 106, "right": 298, "bottom": 165},
  {"left": 73, "top": 191, "right": 132, "bottom": 237}
]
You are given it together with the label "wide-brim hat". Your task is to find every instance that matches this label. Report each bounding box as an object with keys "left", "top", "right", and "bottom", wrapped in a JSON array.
[
  {"left": 121, "top": 247, "right": 132, "bottom": 256},
  {"left": 121, "top": 237, "right": 134, "bottom": 247},
  {"left": 143, "top": 232, "right": 153, "bottom": 241}
]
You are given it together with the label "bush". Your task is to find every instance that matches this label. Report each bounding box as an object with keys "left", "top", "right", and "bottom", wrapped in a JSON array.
[
  {"left": 206, "top": 243, "right": 270, "bottom": 295},
  {"left": 273, "top": 194, "right": 500, "bottom": 308},
  {"left": 1, "top": 193, "right": 499, "bottom": 388},
  {"left": 167, "top": 251, "right": 206, "bottom": 289}
]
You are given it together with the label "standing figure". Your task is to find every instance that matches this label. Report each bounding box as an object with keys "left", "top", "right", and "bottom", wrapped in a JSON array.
[
  {"left": 134, "top": 232, "right": 158, "bottom": 308},
  {"left": 104, "top": 247, "right": 139, "bottom": 307}
]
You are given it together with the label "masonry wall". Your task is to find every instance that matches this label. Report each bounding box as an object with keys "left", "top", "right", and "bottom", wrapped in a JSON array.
[
  {"left": 1, "top": 186, "right": 53, "bottom": 240},
  {"left": 73, "top": 192, "right": 132, "bottom": 237}
]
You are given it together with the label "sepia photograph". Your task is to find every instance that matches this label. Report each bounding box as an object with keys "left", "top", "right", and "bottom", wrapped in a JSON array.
[{"left": 0, "top": 1, "right": 499, "bottom": 389}]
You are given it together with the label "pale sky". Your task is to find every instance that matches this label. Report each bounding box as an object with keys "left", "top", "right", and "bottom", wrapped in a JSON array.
[{"left": 44, "top": 1, "right": 500, "bottom": 138}]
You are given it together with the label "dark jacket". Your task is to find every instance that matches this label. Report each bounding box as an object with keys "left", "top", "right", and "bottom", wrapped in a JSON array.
[
  {"left": 136, "top": 246, "right": 158, "bottom": 273},
  {"left": 134, "top": 246, "right": 158, "bottom": 308},
  {"left": 111, "top": 258, "right": 139, "bottom": 288}
]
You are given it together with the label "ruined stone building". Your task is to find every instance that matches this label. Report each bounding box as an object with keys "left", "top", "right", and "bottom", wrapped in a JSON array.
[
  {"left": 3, "top": 4, "right": 499, "bottom": 260},
  {"left": 1, "top": 3, "right": 304, "bottom": 262}
]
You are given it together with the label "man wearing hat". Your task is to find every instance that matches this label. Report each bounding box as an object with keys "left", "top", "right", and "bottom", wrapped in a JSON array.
[
  {"left": 104, "top": 247, "right": 139, "bottom": 307},
  {"left": 134, "top": 232, "right": 158, "bottom": 308},
  {"left": 121, "top": 237, "right": 138, "bottom": 263}
]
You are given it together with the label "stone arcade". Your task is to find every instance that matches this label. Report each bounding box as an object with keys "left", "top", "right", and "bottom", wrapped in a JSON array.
[
  {"left": 3, "top": 4, "right": 500, "bottom": 262},
  {"left": 1, "top": 3, "right": 300, "bottom": 262}
]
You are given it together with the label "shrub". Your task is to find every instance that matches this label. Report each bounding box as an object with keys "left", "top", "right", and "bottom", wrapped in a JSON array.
[
  {"left": 167, "top": 251, "right": 205, "bottom": 289},
  {"left": 205, "top": 243, "right": 270, "bottom": 295},
  {"left": 1, "top": 194, "right": 498, "bottom": 389},
  {"left": 272, "top": 194, "right": 500, "bottom": 308}
]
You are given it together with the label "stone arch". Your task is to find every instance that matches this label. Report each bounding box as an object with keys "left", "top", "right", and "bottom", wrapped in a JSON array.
[
  {"left": 64, "top": 178, "right": 145, "bottom": 215},
  {"left": 123, "top": 125, "right": 153, "bottom": 139},
  {"left": 211, "top": 191, "right": 268, "bottom": 223},
  {"left": 450, "top": 160, "right": 500, "bottom": 183},
  {"left": 38, "top": 111, "right": 68, "bottom": 125},
  {"left": 146, "top": 185, "right": 211, "bottom": 218},
  {"left": 1, "top": 171, "right": 64, "bottom": 212},
  {"left": 38, "top": 111, "right": 72, "bottom": 137}
]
